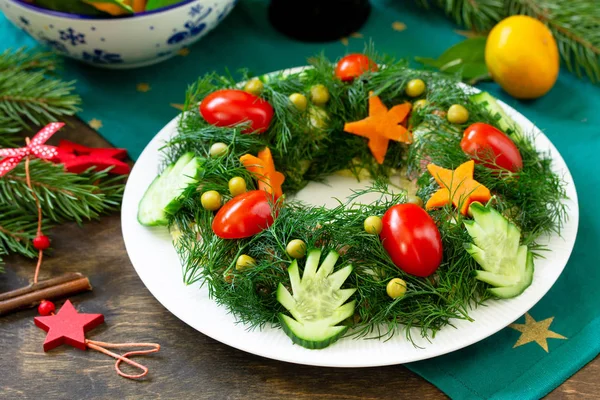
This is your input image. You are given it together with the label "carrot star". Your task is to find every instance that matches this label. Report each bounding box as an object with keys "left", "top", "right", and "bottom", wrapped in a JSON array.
[
  {"left": 240, "top": 147, "right": 285, "bottom": 199},
  {"left": 344, "top": 92, "right": 412, "bottom": 164},
  {"left": 426, "top": 160, "right": 491, "bottom": 215}
]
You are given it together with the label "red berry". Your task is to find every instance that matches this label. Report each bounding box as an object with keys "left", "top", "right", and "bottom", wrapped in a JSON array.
[
  {"left": 33, "top": 234, "right": 50, "bottom": 250},
  {"left": 38, "top": 300, "right": 55, "bottom": 316}
]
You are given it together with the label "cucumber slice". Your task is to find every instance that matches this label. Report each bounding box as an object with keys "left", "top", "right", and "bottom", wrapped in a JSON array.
[
  {"left": 489, "top": 250, "right": 533, "bottom": 298},
  {"left": 137, "top": 153, "right": 203, "bottom": 226},
  {"left": 276, "top": 249, "right": 356, "bottom": 349},
  {"left": 470, "top": 92, "right": 522, "bottom": 136},
  {"left": 464, "top": 202, "right": 534, "bottom": 299}
]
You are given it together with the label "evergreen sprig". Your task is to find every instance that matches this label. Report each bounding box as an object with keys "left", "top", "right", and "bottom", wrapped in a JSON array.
[
  {"left": 0, "top": 160, "right": 125, "bottom": 224},
  {"left": 0, "top": 48, "right": 81, "bottom": 147},
  {"left": 417, "top": 0, "right": 507, "bottom": 33},
  {"left": 0, "top": 207, "right": 50, "bottom": 264},
  {"left": 417, "top": 0, "right": 600, "bottom": 82},
  {"left": 164, "top": 53, "right": 567, "bottom": 343},
  {"left": 0, "top": 49, "right": 124, "bottom": 272},
  {"left": 0, "top": 48, "right": 58, "bottom": 72}
]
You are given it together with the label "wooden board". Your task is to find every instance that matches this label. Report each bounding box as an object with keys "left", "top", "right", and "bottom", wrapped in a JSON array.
[{"left": 0, "top": 118, "right": 598, "bottom": 399}]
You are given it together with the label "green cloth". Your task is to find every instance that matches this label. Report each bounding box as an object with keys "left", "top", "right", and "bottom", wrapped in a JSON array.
[{"left": 2, "top": 1, "right": 599, "bottom": 398}]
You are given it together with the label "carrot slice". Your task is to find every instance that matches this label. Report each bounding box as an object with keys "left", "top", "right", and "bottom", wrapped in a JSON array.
[
  {"left": 425, "top": 160, "right": 491, "bottom": 216},
  {"left": 241, "top": 148, "right": 285, "bottom": 199},
  {"left": 425, "top": 188, "right": 450, "bottom": 209},
  {"left": 344, "top": 92, "right": 412, "bottom": 164},
  {"left": 132, "top": 0, "right": 146, "bottom": 12}
]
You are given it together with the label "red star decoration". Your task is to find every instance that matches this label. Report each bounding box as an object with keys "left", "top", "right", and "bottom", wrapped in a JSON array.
[
  {"left": 55, "top": 140, "right": 130, "bottom": 175},
  {"left": 34, "top": 300, "right": 104, "bottom": 351}
]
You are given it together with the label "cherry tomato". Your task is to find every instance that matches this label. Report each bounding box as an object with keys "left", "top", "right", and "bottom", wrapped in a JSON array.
[
  {"left": 212, "top": 190, "right": 275, "bottom": 239},
  {"left": 380, "top": 203, "right": 442, "bottom": 277},
  {"left": 335, "top": 54, "right": 378, "bottom": 82},
  {"left": 200, "top": 89, "right": 274, "bottom": 134},
  {"left": 461, "top": 123, "right": 523, "bottom": 172}
]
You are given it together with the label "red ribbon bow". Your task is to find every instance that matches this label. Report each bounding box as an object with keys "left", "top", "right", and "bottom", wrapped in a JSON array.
[{"left": 0, "top": 122, "right": 64, "bottom": 177}]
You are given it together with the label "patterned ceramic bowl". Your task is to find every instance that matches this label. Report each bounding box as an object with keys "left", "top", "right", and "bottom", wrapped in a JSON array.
[{"left": 0, "top": 0, "right": 237, "bottom": 69}]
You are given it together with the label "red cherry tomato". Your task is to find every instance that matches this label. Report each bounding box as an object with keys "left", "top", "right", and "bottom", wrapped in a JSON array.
[
  {"left": 461, "top": 123, "right": 523, "bottom": 172},
  {"left": 199, "top": 89, "right": 274, "bottom": 134},
  {"left": 212, "top": 190, "right": 275, "bottom": 239},
  {"left": 335, "top": 54, "right": 378, "bottom": 82},
  {"left": 380, "top": 204, "right": 443, "bottom": 277}
]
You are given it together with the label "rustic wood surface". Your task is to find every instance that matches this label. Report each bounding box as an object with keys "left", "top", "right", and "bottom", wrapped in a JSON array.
[{"left": 0, "top": 118, "right": 598, "bottom": 400}]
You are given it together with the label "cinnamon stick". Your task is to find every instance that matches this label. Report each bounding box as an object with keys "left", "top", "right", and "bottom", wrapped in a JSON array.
[{"left": 0, "top": 273, "right": 92, "bottom": 315}]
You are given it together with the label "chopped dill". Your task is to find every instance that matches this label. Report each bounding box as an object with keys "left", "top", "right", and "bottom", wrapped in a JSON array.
[{"left": 161, "top": 50, "right": 567, "bottom": 343}]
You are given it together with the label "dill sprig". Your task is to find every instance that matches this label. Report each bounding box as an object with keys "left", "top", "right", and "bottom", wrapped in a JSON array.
[{"left": 164, "top": 51, "right": 567, "bottom": 343}]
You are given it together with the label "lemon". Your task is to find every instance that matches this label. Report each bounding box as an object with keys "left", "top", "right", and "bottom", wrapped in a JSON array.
[{"left": 485, "top": 15, "right": 559, "bottom": 99}]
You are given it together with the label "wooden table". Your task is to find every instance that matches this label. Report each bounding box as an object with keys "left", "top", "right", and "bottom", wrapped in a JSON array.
[{"left": 1, "top": 119, "right": 598, "bottom": 399}]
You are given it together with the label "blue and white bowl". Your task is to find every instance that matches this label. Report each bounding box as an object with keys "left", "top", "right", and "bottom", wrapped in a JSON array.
[{"left": 0, "top": 0, "right": 237, "bottom": 69}]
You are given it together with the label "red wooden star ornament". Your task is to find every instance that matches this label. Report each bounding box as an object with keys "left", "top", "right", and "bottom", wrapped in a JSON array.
[
  {"left": 34, "top": 299, "right": 104, "bottom": 351},
  {"left": 33, "top": 300, "right": 161, "bottom": 379},
  {"left": 55, "top": 140, "right": 130, "bottom": 175}
]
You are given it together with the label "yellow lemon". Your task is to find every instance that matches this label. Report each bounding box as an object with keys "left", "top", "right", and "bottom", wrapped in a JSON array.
[{"left": 485, "top": 15, "right": 559, "bottom": 99}]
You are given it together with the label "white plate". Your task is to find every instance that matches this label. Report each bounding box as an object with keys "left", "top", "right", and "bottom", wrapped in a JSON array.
[{"left": 121, "top": 75, "right": 578, "bottom": 367}]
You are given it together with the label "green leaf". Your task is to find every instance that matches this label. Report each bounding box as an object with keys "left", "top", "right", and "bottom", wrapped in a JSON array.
[
  {"left": 34, "top": 0, "right": 108, "bottom": 16},
  {"left": 145, "top": 0, "right": 183, "bottom": 11},
  {"left": 415, "top": 37, "right": 490, "bottom": 81}
]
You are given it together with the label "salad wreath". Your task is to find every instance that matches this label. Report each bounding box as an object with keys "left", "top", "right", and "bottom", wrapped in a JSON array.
[{"left": 137, "top": 51, "right": 567, "bottom": 349}]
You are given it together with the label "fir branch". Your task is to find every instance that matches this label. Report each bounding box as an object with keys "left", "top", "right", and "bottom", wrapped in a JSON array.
[
  {"left": 0, "top": 69, "right": 80, "bottom": 127},
  {"left": 417, "top": 0, "right": 507, "bottom": 32},
  {"left": 0, "top": 48, "right": 58, "bottom": 73},
  {"left": 0, "top": 206, "right": 50, "bottom": 260},
  {"left": 0, "top": 160, "right": 125, "bottom": 224},
  {"left": 507, "top": 0, "right": 600, "bottom": 82},
  {"left": 0, "top": 48, "right": 81, "bottom": 145},
  {"left": 0, "top": 115, "right": 23, "bottom": 148}
]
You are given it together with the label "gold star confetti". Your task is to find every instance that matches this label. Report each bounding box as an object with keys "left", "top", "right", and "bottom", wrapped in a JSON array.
[
  {"left": 340, "top": 37, "right": 349, "bottom": 46},
  {"left": 177, "top": 47, "right": 190, "bottom": 57},
  {"left": 88, "top": 118, "right": 103, "bottom": 130},
  {"left": 392, "top": 21, "right": 407, "bottom": 32},
  {"left": 136, "top": 83, "right": 151, "bottom": 92},
  {"left": 350, "top": 32, "right": 363, "bottom": 38},
  {"left": 509, "top": 313, "right": 566, "bottom": 352},
  {"left": 170, "top": 103, "right": 185, "bottom": 111}
]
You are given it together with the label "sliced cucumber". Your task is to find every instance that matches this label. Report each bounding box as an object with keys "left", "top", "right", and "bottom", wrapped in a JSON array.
[
  {"left": 470, "top": 92, "right": 522, "bottom": 136},
  {"left": 489, "top": 250, "right": 533, "bottom": 298},
  {"left": 137, "top": 153, "right": 203, "bottom": 226},
  {"left": 464, "top": 202, "right": 534, "bottom": 299},
  {"left": 276, "top": 249, "right": 356, "bottom": 349}
]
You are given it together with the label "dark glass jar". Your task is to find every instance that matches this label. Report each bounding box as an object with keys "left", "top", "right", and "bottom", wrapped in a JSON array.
[{"left": 269, "top": 0, "right": 371, "bottom": 42}]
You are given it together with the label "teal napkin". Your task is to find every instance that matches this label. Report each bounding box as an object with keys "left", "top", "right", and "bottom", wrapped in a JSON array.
[{"left": 2, "top": 1, "right": 599, "bottom": 398}]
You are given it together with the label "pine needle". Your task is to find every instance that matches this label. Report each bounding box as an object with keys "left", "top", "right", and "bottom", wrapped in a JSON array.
[
  {"left": 0, "top": 207, "right": 50, "bottom": 260},
  {"left": 1, "top": 160, "right": 125, "bottom": 224},
  {"left": 0, "top": 48, "right": 81, "bottom": 145}
]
